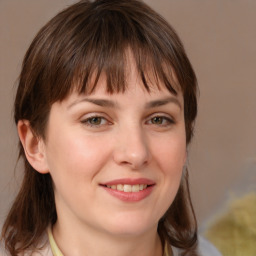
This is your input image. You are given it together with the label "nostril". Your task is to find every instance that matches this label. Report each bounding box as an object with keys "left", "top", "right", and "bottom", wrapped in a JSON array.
[{"left": 112, "top": 133, "right": 150, "bottom": 169}]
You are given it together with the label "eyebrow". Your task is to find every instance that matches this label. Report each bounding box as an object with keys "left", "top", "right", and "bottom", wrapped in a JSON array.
[
  {"left": 145, "top": 97, "right": 182, "bottom": 109},
  {"left": 67, "top": 98, "right": 117, "bottom": 109},
  {"left": 67, "top": 96, "right": 181, "bottom": 109}
]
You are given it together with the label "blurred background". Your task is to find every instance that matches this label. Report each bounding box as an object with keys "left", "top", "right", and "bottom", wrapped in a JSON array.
[{"left": 1, "top": 0, "right": 256, "bottom": 248}]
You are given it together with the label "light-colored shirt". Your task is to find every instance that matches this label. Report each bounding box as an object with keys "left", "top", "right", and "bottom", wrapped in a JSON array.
[
  {"left": 47, "top": 227, "right": 221, "bottom": 256},
  {"left": 0, "top": 228, "right": 221, "bottom": 256}
]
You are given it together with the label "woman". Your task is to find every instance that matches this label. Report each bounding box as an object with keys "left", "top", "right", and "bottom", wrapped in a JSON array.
[{"left": 1, "top": 0, "right": 220, "bottom": 255}]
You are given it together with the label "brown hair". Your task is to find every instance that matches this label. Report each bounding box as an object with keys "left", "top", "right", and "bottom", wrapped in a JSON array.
[{"left": 1, "top": 0, "right": 198, "bottom": 255}]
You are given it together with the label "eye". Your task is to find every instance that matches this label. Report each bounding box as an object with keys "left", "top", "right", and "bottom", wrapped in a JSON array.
[
  {"left": 147, "top": 115, "right": 175, "bottom": 126},
  {"left": 151, "top": 116, "right": 165, "bottom": 125},
  {"left": 81, "top": 115, "right": 109, "bottom": 127}
]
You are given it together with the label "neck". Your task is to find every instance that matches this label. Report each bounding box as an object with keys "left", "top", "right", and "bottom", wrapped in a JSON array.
[{"left": 52, "top": 220, "right": 163, "bottom": 256}]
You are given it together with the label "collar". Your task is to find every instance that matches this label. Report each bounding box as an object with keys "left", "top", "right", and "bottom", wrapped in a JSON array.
[
  {"left": 47, "top": 227, "right": 172, "bottom": 256},
  {"left": 47, "top": 227, "right": 64, "bottom": 256}
]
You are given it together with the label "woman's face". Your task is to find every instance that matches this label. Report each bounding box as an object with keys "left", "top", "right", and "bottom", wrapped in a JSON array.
[{"left": 42, "top": 64, "right": 186, "bottom": 238}]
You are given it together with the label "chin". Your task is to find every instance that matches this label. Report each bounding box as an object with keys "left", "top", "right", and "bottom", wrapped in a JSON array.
[{"left": 102, "top": 213, "right": 158, "bottom": 237}]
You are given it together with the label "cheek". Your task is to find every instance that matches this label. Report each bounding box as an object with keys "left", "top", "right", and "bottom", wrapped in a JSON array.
[
  {"left": 45, "top": 128, "right": 112, "bottom": 185},
  {"left": 150, "top": 132, "right": 186, "bottom": 211},
  {"left": 151, "top": 132, "right": 186, "bottom": 172},
  {"left": 162, "top": 141, "right": 186, "bottom": 192},
  {"left": 45, "top": 131, "right": 113, "bottom": 214}
]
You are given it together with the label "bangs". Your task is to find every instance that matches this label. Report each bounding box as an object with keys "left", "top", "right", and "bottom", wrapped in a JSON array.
[
  {"left": 17, "top": 0, "right": 197, "bottom": 142},
  {"left": 74, "top": 44, "right": 179, "bottom": 96},
  {"left": 39, "top": 0, "right": 184, "bottom": 102}
]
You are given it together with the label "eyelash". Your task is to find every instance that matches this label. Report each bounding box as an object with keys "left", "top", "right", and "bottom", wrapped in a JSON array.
[
  {"left": 146, "top": 115, "right": 175, "bottom": 127},
  {"left": 81, "top": 114, "right": 175, "bottom": 128},
  {"left": 81, "top": 115, "right": 110, "bottom": 128}
]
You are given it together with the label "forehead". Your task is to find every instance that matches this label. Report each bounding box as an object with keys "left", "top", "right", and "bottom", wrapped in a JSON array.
[
  {"left": 72, "top": 51, "right": 182, "bottom": 98},
  {"left": 64, "top": 66, "right": 184, "bottom": 112}
]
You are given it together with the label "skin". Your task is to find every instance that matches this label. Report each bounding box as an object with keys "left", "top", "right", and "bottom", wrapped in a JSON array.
[{"left": 18, "top": 59, "right": 186, "bottom": 256}]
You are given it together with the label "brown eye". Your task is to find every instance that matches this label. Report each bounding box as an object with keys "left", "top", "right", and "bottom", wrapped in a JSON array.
[
  {"left": 81, "top": 116, "right": 109, "bottom": 127},
  {"left": 147, "top": 115, "right": 175, "bottom": 126},
  {"left": 151, "top": 116, "right": 164, "bottom": 124},
  {"left": 89, "top": 117, "right": 102, "bottom": 125}
]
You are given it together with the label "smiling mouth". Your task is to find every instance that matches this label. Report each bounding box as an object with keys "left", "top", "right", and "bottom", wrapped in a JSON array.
[{"left": 103, "top": 184, "right": 150, "bottom": 192}]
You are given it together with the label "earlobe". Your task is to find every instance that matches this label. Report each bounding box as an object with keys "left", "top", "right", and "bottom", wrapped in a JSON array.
[{"left": 17, "top": 120, "right": 49, "bottom": 174}]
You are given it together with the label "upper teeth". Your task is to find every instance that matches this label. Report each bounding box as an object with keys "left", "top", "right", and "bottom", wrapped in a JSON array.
[{"left": 106, "top": 184, "right": 147, "bottom": 192}]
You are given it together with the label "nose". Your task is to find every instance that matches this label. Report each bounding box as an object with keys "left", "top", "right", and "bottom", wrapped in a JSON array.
[{"left": 113, "top": 125, "right": 150, "bottom": 170}]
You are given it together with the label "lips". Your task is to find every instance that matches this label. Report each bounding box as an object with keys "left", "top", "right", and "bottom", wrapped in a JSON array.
[
  {"left": 100, "top": 178, "right": 155, "bottom": 201},
  {"left": 106, "top": 184, "right": 148, "bottom": 192}
]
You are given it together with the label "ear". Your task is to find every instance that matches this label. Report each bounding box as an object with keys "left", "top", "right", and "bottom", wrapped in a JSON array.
[{"left": 17, "top": 120, "right": 49, "bottom": 174}]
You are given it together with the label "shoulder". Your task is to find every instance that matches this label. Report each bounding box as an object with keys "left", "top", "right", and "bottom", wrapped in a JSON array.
[
  {"left": 0, "top": 240, "right": 9, "bottom": 256},
  {"left": 0, "top": 243, "right": 6, "bottom": 256},
  {"left": 22, "top": 243, "right": 52, "bottom": 256},
  {"left": 171, "top": 236, "right": 222, "bottom": 256},
  {"left": 0, "top": 234, "right": 53, "bottom": 256},
  {"left": 197, "top": 236, "right": 222, "bottom": 256}
]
